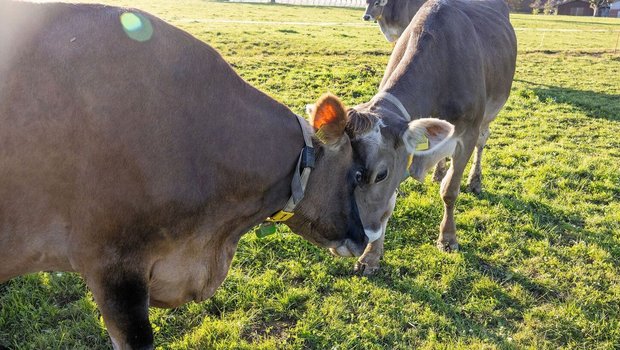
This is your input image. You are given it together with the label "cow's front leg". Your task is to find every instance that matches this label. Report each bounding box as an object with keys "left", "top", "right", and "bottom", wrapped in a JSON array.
[
  {"left": 437, "top": 130, "right": 477, "bottom": 252},
  {"left": 86, "top": 266, "right": 153, "bottom": 350},
  {"left": 354, "top": 192, "right": 396, "bottom": 275},
  {"left": 354, "top": 232, "right": 385, "bottom": 276}
]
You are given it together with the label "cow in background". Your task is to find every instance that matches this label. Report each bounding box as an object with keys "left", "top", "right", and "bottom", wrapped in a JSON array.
[
  {"left": 348, "top": 0, "right": 516, "bottom": 274},
  {"left": 363, "top": 0, "right": 428, "bottom": 42},
  {"left": 363, "top": 0, "right": 510, "bottom": 43}
]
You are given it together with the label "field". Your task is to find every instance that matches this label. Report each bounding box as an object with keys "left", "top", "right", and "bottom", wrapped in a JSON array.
[{"left": 1, "top": 1, "right": 619, "bottom": 349}]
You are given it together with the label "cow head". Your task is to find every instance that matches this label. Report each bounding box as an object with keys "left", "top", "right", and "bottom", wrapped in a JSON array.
[
  {"left": 301, "top": 94, "right": 455, "bottom": 257},
  {"left": 284, "top": 94, "right": 367, "bottom": 257},
  {"left": 363, "top": 0, "right": 388, "bottom": 21}
]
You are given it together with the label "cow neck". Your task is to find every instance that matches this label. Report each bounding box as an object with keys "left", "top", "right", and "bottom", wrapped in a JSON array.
[
  {"left": 372, "top": 91, "right": 411, "bottom": 121},
  {"left": 265, "top": 114, "right": 315, "bottom": 223}
]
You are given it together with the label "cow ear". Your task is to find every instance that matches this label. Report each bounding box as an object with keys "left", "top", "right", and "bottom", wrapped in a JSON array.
[
  {"left": 402, "top": 118, "right": 457, "bottom": 182},
  {"left": 402, "top": 118, "right": 454, "bottom": 153},
  {"left": 310, "top": 93, "right": 348, "bottom": 145}
]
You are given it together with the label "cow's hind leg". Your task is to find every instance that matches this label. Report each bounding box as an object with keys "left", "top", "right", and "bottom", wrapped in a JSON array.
[
  {"left": 86, "top": 266, "right": 153, "bottom": 350},
  {"left": 466, "top": 124, "right": 490, "bottom": 195},
  {"left": 437, "top": 129, "right": 477, "bottom": 252}
]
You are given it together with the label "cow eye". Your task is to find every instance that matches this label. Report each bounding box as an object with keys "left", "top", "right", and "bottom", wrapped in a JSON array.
[
  {"left": 374, "top": 1, "right": 380, "bottom": 6},
  {"left": 355, "top": 170, "right": 364, "bottom": 184},
  {"left": 375, "top": 169, "right": 388, "bottom": 183}
]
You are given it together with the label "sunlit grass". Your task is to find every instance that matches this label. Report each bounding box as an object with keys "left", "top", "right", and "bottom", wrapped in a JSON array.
[{"left": 1, "top": 1, "right": 619, "bottom": 349}]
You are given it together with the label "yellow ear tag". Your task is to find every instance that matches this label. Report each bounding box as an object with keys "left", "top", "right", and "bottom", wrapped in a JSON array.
[
  {"left": 416, "top": 136, "right": 429, "bottom": 151},
  {"left": 315, "top": 127, "right": 330, "bottom": 144},
  {"left": 405, "top": 136, "right": 428, "bottom": 178},
  {"left": 404, "top": 153, "right": 414, "bottom": 178}
]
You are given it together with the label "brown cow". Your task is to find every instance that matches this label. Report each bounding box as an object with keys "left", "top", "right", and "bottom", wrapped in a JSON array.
[
  {"left": 363, "top": 0, "right": 510, "bottom": 43},
  {"left": 327, "top": 0, "right": 517, "bottom": 274},
  {"left": 363, "top": 0, "right": 428, "bottom": 42},
  {"left": 0, "top": 1, "right": 451, "bottom": 349}
]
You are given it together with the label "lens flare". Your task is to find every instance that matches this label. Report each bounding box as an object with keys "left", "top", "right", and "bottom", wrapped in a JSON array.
[{"left": 120, "top": 12, "right": 153, "bottom": 42}]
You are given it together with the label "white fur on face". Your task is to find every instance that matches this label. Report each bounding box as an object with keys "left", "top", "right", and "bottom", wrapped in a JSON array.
[
  {"left": 330, "top": 245, "right": 354, "bottom": 257},
  {"left": 110, "top": 336, "right": 121, "bottom": 350},
  {"left": 356, "top": 119, "right": 385, "bottom": 147},
  {"left": 365, "top": 228, "right": 382, "bottom": 243}
]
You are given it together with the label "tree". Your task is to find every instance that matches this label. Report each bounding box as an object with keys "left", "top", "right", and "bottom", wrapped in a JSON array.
[
  {"left": 531, "top": 0, "right": 561, "bottom": 14},
  {"left": 588, "top": 0, "right": 612, "bottom": 16},
  {"left": 531, "top": 0, "right": 544, "bottom": 14},
  {"left": 506, "top": 0, "right": 535, "bottom": 12}
]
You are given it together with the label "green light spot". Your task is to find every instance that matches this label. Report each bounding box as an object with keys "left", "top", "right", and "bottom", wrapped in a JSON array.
[{"left": 120, "top": 12, "right": 153, "bottom": 42}]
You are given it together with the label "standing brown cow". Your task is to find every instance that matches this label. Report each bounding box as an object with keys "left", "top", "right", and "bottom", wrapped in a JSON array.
[
  {"left": 363, "top": 0, "right": 428, "bottom": 42},
  {"left": 363, "top": 0, "right": 510, "bottom": 43},
  {"left": 327, "top": 0, "right": 517, "bottom": 274},
  {"left": 0, "top": 1, "right": 448, "bottom": 348}
]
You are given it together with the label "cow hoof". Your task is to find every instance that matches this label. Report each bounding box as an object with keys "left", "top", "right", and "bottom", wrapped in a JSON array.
[
  {"left": 354, "top": 260, "right": 381, "bottom": 276},
  {"left": 466, "top": 182, "right": 482, "bottom": 195},
  {"left": 437, "top": 241, "right": 459, "bottom": 253}
]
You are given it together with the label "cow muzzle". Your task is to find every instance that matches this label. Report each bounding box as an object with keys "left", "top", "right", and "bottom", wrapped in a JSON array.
[
  {"left": 363, "top": 14, "right": 372, "bottom": 21},
  {"left": 365, "top": 228, "right": 382, "bottom": 243},
  {"left": 329, "top": 238, "right": 366, "bottom": 257},
  {"left": 361, "top": 192, "right": 396, "bottom": 244}
]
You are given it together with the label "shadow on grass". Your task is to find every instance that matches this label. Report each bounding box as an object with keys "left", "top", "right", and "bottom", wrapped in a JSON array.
[
  {"left": 483, "top": 190, "right": 620, "bottom": 262},
  {"left": 368, "top": 270, "right": 519, "bottom": 348},
  {"left": 463, "top": 188, "right": 619, "bottom": 297},
  {"left": 516, "top": 79, "right": 620, "bottom": 121},
  {"left": 368, "top": 187, "right": 619, "bottom": 347}
]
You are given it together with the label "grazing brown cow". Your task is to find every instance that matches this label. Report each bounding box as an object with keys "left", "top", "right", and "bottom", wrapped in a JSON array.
[
  {"left": 363, "top": 0, "right": 427, "bottom": 42},
  {"left": 328, "top": 0, "right": 517, "bottom": 274},
  {"left": 0, "top": 2, "right": 439, "bottom": 349},
  {"left": 363, "top": 0, "right": 509, "bottom": 43}
]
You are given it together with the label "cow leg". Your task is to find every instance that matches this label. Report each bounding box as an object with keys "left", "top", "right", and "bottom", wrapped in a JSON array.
[
  {"left": 354, "top": 231, "right": 384, "bottom": 276},
  {"left": 432, "top": 159, "right": 447, "bottom": 182},
  {"left": 85, "top": 267, "right": 153, "bottom": 350},
  {"left": 466, "top": 125, "right": 490, "bottom": 194},
  {"left": 354, "top": 192, "right": 396, "bottom": 276},
  {"left": 437, "top": 131, "right": 477, "bottom": 252}
]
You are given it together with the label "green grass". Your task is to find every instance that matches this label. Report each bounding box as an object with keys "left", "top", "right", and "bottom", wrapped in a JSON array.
[{"left": 1, "top": 1, "right": 620, "bottom": 349}]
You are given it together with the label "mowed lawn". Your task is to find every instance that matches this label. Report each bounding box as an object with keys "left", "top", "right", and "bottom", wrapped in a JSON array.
[{"left": 1, "top": 1, "right": 619, "bottom": 349}]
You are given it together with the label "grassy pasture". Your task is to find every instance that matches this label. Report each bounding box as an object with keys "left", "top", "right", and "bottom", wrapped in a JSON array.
[{"left": 1, "top": 1, "right": 619, "bottom": 349}]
